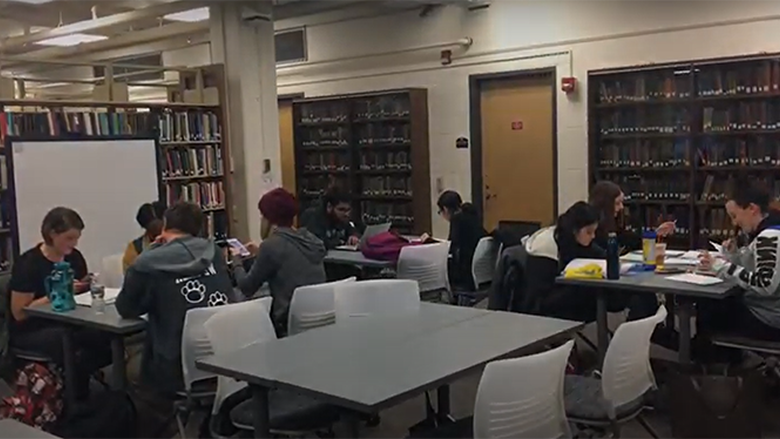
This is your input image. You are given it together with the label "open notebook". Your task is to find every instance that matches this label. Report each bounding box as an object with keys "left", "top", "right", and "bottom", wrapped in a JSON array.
[{"left": 74, "top": 287, "right": 121, "bottom": 307}]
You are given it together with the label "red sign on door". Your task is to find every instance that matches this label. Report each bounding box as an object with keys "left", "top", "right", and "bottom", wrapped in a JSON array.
[{"left": 511, "top": 121, "right": 523, "bottom": 130}]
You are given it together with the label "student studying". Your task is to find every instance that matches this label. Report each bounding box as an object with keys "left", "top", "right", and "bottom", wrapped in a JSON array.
[
  {"left": 122, "top": 201, "right": 166, "bottom": 273},
  {"left": 300, "top": 187, "right": 360, "bottom": 249},
  {"left": 437, "top": 190, "right": 486, "bottom": 290}
]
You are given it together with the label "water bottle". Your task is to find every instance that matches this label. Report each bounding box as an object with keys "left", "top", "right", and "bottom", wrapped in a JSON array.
[
  {"left": 90, "top": 273, "right": 106, "bottom": 314},
  {"left": 606, "top": 232, "right": 620, "bottom": 280}
]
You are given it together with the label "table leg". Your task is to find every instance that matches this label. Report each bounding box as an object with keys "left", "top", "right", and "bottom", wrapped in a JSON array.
[
  {"left": 664, "top": 294, "right": 676, "bottom": 329},
  {"left": 61, "top": 330, "right": 78, "bottom": 408},
  {"left": 110, "top": 337, "right": 127, "bottom": 390},
  {"left": 250, "top": 385, "right": 270, "bottom": 439},
  {"left": 596, "top": 291, "right": 609, "bottom": 367},
  {"left": 677, "top": 300, "right": 693, "bottom": 364},
  {"left": 347, "top": 413, "right": 361, "bottom": 438},
  {"left": 437, "top": 385, "right": 454, "bottom": 423}
]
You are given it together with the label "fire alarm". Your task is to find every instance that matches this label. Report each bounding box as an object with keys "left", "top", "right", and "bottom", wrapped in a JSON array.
[
  {"left": 440, "top": 49, "right": 452, "bottom": 66},
  {"left": 561, "top": 77, "right": 577, "bottom": 94}
]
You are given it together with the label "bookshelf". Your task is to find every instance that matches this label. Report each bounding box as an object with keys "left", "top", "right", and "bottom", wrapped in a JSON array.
[
  {"left": 589, "top": 54, "right": 780, "bottom": 248},
  {"left": 0, "top": 99, "right": 230, "bottom": 270},
  {"left": 292, "top": 89, "right": 431, "bottom": 235}
]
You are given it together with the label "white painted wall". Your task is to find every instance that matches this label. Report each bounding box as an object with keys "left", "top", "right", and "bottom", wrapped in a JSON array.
[{"left": 272, "top": 0, "right": 780, "bottom": 235}]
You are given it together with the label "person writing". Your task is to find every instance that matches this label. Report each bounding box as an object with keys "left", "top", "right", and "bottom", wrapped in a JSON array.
[
  {"left": 231, "top": 188, "right": 327, "bottom": 337},
  {"left": 437, "top": 190, "right": 486, "bottom": 290},
  {"left": 7, "top": 207, "right": 110, "bottom": 399},
  {"left": 122, "top": 201, "right": 166, "bottom": 273},
  {"left": 300, "top": 187, "right": 360, "bottom": 249}
]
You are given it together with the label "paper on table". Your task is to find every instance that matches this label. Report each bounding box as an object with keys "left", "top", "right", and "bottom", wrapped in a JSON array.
[
  {"left": 75, "top": 287, "right": 121, "bottom": 307},
  {"left": 564, "top": 258, "right": 637, "bottom": 276},
  {"left": 666, "top": 273, "right": 724, "bottom": 286},
  {"left": 662, "top": 257, "right": 700, "bottom": 266}
]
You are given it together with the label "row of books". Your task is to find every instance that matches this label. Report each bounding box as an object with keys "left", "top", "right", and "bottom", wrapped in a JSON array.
[
  {"left": 300, "top": 127, "right": 349, "bottom": 148},
  {"left": 700, "top": 208, "right": 737, "bottom": 238},
  {"left": 357, "top": 125, "right": 411, "bottom": 146},
  {"left": 361, "top": 202, "right": 414, "bottom": 226},
  {"left": 617, "top": 176, "right": 690, "bottom": 201},
  {"left": 299, "top": 175, "right": 346, "bottom": 197},
  {"left": 0, "top": 111, "right": 156, "bottom": 141},
  {"left": 697, "top": 138, "right": 780, "bottom": 167},
  {"left": 599, "top": 108, "right": 691, "bottom": 135},
  {"left": 699, "top": 175, "right": 733, "bottom": 202},
  {"left": 298, "top": 102, "right": 350, "bottom": 124},
  {"left": 360, "top": 151, "right": 412, "bottom": 171},
  {"left": 303, "top": 152, "right": 350, "bottom": 172},
  {"left": 702, "top": 103, "right": 780, "bottom": 132},
  {"left": 354, "top": 95, "right": 411, "bottom": 120},
  {"left": 297, "top": 95, "right": 412, "bottom": 124},
  {"left": 598, "top": 140, "right": 689, "bottom": 168},
  {"left": 164, "top": 181, "right": 225, "bottom": 210},
  {"left": 624, "top": 206, "right": 691, "bottom": 236},
  {"left": 361, "top": 176, "right": 413, "bottom": 198},
  {"left": 162, "top": 146, "right": 224, "bottom": 178},
  {"left": 597, "top": 72, "right": 692, "bottom": 103},
  {"left": 203, "top": 211, "right": 228, "bottom": 240},
  {"left": 699, "top": 61, "right": 780, "bottom": 97},
  {"left": 159, "top": 110, "right": 221, "bottom": 143}
]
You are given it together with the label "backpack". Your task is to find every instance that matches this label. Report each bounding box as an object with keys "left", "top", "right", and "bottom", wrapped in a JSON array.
[
  {"left": 0, "top": 362, "right": 64, "bottom": 431},
  {"left": 361, "top": 231, "right": 418, "bottom": 262},
  {"left": 487, "top": 245, "right": 528, "bottom": 312},
  {"left": 53, "top": 390, "right": 137, "bottom": 439}
]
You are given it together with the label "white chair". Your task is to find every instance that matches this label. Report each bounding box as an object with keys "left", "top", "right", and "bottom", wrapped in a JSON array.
[
  {"left": 396, "top": 242, "right": 450, "bottom": 300},
  {"left": 474, "top": 340, "right": 574, "bottom": 438},
  {"left": 334, "top": 279, "right": 420, "bottom": 319},
  {"left": 288, "top": 277, "right": 355, "bottom": 336},
  {"left": 564, "top": 305, "right": 667, "bottom": 438},
  {"left": 472, "top": 237, "right": 499, "bottom": 289},
  {"left": 101, "top": 253, "right": 124, "bottom": 288}
]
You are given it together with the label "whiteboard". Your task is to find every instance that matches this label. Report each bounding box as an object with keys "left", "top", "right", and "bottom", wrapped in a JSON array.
[{"left": 11, "top": 139, "right": 160, "bottom": 271}]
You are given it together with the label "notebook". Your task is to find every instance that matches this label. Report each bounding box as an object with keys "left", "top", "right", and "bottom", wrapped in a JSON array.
[
  {"left": 75, "top": 287, "right": 121, "bottom": 307},
  {"left": 665, "top": 273, "right": 724, "bottom": 286}
]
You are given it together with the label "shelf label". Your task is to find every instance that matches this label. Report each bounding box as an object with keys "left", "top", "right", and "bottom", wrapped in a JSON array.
[{"left": 511, "top": 121, "right": 523, "bottom": 130}]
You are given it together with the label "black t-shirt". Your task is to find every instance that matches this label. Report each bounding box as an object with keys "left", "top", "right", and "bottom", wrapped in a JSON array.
[{"left": 7, "top": 245, "right": 88, "bottom": 334}]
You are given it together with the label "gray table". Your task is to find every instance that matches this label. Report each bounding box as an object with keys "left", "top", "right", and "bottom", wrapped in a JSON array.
[
  {"left": 324, "top": 250, "right": 394, "bottom": 269},
  {"left": 25, "top": 303, "right": 146, "bottom": 405},
  {"left": 557, "top": 272, "right": 740, "bottom": 364},
  {"left": 0, "top": 419, "right": 60, "bottom": 438},
  {"left": 197, "top": 303, "right": 581, "bottom": 438}
]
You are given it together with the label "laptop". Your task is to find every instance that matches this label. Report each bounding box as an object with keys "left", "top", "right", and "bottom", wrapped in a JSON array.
[{"left": 335, "top": 222, "right": 392, "bottom": 251}]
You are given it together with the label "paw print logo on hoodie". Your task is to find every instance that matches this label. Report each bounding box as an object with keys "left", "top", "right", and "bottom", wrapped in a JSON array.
[
  {"left": 208, "top": 291, "right": 228, "bottom": 307},
  {"left": 180, "top": 280, "right": 206, "bottom": 304}
]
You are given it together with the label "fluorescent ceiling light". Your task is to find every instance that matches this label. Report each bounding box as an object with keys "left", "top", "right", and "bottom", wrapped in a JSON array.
[
  {"left": 164, "top": 7, "right": 209, "bottom": 22},
  {"left": 35, "top": 33, "right": 108, "bottom": 47},
  {"left": 11, "top": 0, "right": 54, "bottom": 4}
]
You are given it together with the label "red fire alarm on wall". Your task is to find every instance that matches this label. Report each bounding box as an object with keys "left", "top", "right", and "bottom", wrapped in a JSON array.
[{"left": 561, "top": 76, "right": 577, "bottom": 94}]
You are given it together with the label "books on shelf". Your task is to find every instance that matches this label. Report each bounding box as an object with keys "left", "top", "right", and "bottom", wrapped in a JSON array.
[
  {"left": 698, "top": 61, "right": 780, "bottom": 96},
  {"left": 597, "top": 71, "right": 692, "bottom": 103},
  {"left": 159, "top": 110, "right": 221, "bottom": 143},
  {"left": 598, "top": 139, "right": 689, "bottom": 168},
  {"left": 164, "top": 181, "right": 225, "bottom": 211},
  {"left": 163, "top": 146, "right": 223, "bottom": 178},
  {"left": 0, "top": 111, "right": 156, "bottom": 141}
]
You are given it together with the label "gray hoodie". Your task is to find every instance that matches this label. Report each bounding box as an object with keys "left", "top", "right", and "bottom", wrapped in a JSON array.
[
  {"left": 116, "top": 235, "right": 235, "bottom": 394},
  {"left": 234, "top": 228, "right": 326, "bottom": 336}
]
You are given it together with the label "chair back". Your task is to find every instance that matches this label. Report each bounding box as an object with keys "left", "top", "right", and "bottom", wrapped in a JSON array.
[
  {"left": 288, "top": 277, "right": 355, "bottom": 336},
  {"left": 180, "top": 298, "right": 271, "bottom": 391},
  {"left": 472, "top": 237, "right": 499, "bottom": 289},
  {"left": 334, "top": 279, "right": 420, "bottom": 319},
  {"left": 601, "top": 305, "right": 667, "bottom": 418},
  {"left": 204, "top": 297, "right": 274, "bottom": 414},
  {"left": 101, "top": 253, "right": 124, "bottom": 288},
  {"left": 473, "top": 340, "right": 574, "bottom": 439},
  {"left": 396, "top": 242, "right": 450, "bottom": 293}
]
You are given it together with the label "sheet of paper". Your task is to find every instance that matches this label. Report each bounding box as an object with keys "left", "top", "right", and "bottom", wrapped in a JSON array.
[
  {"left": 621, "top": 253, "right": 645, "bottom": 263},
  {"left": 662, "top": 257, "right": 700, "bottom": 266},
  {"left": 709, "top": 241, "right": 724, "bottom": 253},
  {"left": 75, "top": 287, "right": 121, "bottom": 307},
  {"left": 666, "top": 273, "right": 724, "bottom": 286}
]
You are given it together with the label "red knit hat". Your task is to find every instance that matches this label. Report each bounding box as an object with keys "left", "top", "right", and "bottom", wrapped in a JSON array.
[{"left": 258, "top": 188, "right": 298, "bottom": 227}]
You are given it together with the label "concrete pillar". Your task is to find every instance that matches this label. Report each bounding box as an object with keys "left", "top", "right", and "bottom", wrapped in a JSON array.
[{"left": 210, "top": 0, "right": 280, "bottom": 242}]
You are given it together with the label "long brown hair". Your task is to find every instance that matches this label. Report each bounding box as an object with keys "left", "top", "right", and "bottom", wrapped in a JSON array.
[{"left": 589, "top": 181, "right": 623, "bottom": 233}]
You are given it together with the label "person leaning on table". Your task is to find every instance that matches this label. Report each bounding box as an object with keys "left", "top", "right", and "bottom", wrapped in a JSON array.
[
  {"left": 696, "top": 181, "right": 780, "bottom": 361},
  {"left": 7, "top": 207, "right": 111, "bottom": 400}
]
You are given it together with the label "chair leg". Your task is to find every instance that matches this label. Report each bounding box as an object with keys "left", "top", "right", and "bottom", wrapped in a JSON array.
[
  {"left": 576, "top": 332, "right": 599, "bottom": 352},
  {"left": 610, "top": 420, "right": 621, "bottom": 439},
  {"left": 636, "top": 414, "right": 660, "bottom": 439}
]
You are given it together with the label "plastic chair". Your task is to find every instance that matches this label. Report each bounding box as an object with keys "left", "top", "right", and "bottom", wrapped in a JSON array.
[
  {"left": 101, "top": 253, "right": 124, "bottom": 288},
  {"left": 453, "top": 237, "right": 499, "bottom": 306},
  {"left": 396, "top": 242, "right": 450, "bottom": 301},
  {"left": 334, "top": 279, "right": 420, "bottom": 319},
  {"left": 564, "top": 305, "right": 667, "bottom": 438},
  {"left": 288, "top": 277, "right": 355, "bottom": 336}
]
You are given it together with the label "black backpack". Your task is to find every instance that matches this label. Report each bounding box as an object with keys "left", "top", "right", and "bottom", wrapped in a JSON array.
[
  {"left": 488, "top": 245, "right": 528, "bottom": 312},
  {"left": 54, "top": 390, "right": 137, "bottom": 439}
]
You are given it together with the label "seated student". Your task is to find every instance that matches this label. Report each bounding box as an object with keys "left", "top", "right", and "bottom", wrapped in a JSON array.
[
  {"left": 8, "top": 207, "right": 110, "bottom": 398},
  {"left": 300, "top": 188, "right": 359, "bottom": 249},
  {"left": 437, "top": 190, "right": 487, "bottom": 290},
  {"left": 697, "top": 182, "right": 780, "bottom": 350},
  {"left": 589, "top": 180, "right": 675, "bottom": 251},
  {"left": 116, "top": 202, "right": 234, "bottom": 396},
  {"left": 122, "top": 201, "right": 166, "bottom": 273},
  {"left": 232, "top": 188, "right": 326, "bottom": 337},
  {"left": 524, "top": 201, "right": 656, "bottom": 322}
]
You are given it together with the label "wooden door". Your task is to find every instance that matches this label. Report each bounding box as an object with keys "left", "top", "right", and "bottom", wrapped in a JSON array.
[
  {"left": 480, "top": 75, "right": 555, "bottom": 231},
  {"left": 279, "top": 99, "right": 296, "bottom": 194}
]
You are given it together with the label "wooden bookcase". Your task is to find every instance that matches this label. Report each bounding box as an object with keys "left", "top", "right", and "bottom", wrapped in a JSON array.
[
  {"left": 0, "top": 98, "right": 231, "bottom": 270},
  {"left": 292, "top": 88, "right": 431, "bottom": 235},
  {"left": 589, "top": 54, "right": 780, "bottom": 248}
]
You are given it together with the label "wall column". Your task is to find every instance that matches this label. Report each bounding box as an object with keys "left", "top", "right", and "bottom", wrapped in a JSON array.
[{"left": 210, "top": 0, "right": 279, "bottom": 242}]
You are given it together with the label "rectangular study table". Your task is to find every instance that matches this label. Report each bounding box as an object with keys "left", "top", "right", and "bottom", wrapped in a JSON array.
[
  {"left": 0, "top": 419, "right": 60, "bottom": 439},
  {"left": 324, "top": 250, "right": 394, "bottom": 269},
  {"left": 557, "top": 272, "right": 740, "bottom": 364},
  {"left": 25, "top": 303, "right": 146, "bottom": 406},
  {"left": 197, "top": 302, "right": 582, "bottom": 438}
]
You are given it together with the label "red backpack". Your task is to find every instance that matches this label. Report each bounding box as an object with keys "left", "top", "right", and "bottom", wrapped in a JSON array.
[
  {"left": 361, "top": 231, "right": 418, "bottom": 262},
  {"left": 0, "top": 362, "right": 63, "bottom": 431}
]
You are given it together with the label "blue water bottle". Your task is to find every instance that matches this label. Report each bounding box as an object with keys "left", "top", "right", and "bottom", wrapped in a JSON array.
[
  {"left": 606, "top": 232, "right": 620, "bottom": 280},
  {"left": 45, "top": 261, "right": 76, "bottom": 312}
]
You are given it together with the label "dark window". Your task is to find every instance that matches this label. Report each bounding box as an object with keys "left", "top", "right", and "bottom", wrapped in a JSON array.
[
  {"left": 93, "top": 53, "right": 163, "bottom": 83},
  {"left": 275, "top": 28, "right": 306, "bottom": 64}
]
